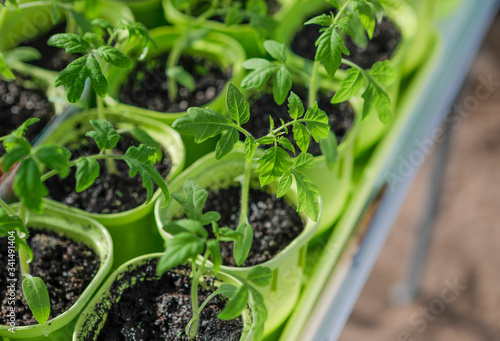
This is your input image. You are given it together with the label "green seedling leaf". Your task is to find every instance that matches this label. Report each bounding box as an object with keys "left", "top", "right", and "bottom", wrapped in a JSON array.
[
  {"left": 98, "top": 46, "right": 132, "bottom": 68},
  {"left": 303, "top": 102, "right": 330, "bottom": 142},
  {"left": 218, "top": 283, "right": 237, "bottom": 298},
  {"left": 87, "top": 55, "right": 107, "bottom": 97},
  {"left": 247, "top": 266, "right": 272, "bottom": 287},
  {"left": 244, "top": 136, "right": 257, "bottom": 163},
  {"left": 255, "top": 146, "right": 290, "bottom": 186},
  {"left": 292, "top": 153, "right": 314, "bottom": 171},
  {"left": 2, "top": 145, "right": 29, "bottom": 172},
  {"left": 14, "top": 158, "right": 48, "bottom": 214},
  {"left": 331, "top": 67, "right": 365, "bottom": 103},
  {"left": 319, "top": 131, "right": 338, "bottom": 170},
  {"left": 171, "top": 178, "right": 219, "bottom": 223},
  {"left": 293, "top": 122, "right": 309, "bottom": 153},
  {"left": 0, "top": 53, "right": 15, "bottom": 79},
  {"left": 263, "top": 40, "right": 287, "bottom": 62},
  {"left": 315, "top": 26, "right": 349, "bottom": 79},
  {"left": 233, "top": 222, "right": 253, "bottom": 266},
  {"left": 277, "top": 172, "right": 292, "bottom": 198},
  {"left": 207, "top": 239, "right": 222, "bottom": 273},
  {"left": 273, "top": 65, "right": 292, "bottom": 105},
  {"left": 217, "top": 284, "right": 249, "bottom": 320},
  {"left": 33, "top": 145, "right": 71, "bottom": 178},
  {"left": 130, "top": 128, "right": 162, "bottom": 162},
  {"left": 278, "top": 137, "right": 295, "bottom": 154},
  {"left": 4, "top": 47, "right": 41, "bottom": 63},
  {"left": 124, "top": 145, "right": 169, "bottom": 204},
  {"left": 86, "top": 119, "right": 120, "bottom": 151},
  {"left": 255, "top": 135, "right": 275, "bottom": 145},
  {"left": 157, "top": 232, "right": 205, "bottom": 275},
  {"left": 362, "top": 83, "right": 391, "bottom": 123},
  {"left": 48, "top": 33, "right": 90, "bottom": 54},
  {"left": 225, "top": 6, "right": 244, "bottom": 26},
  {"left": 291, "top": 170, "right": 320, "bottom": 221},
  {"left": 219, "top": 227, "right": 243, "bottom": 242},
  {"left": 91, "top": 18, "right": 114, "bottom": 31},
  {"left": 288, "top": 91, "right": 304, "bottom": 120},
  {"left": 215, "top": 128, "right": 239, "bottom": 160},
  {"left": 226, "top": 83, "right": 250, "bottom": 125},
  {"left": 173, "top": 107, "right": 234, "bottom": 143},
  {"left": 353, "top": 0, "right": 376, "bottom": 38},
  {"left": 54, "top": 55, "right": 89, "bottom": 103},
  {"left": 75, "top": 157, "right": 100, "bottom": 192},
  {"left": 50, "top": 0, "right": 60, "bottom": 24},
  {"left": 242, "top": 58, "right": 274, "bottom": 70},
  {"left": 164, "top": 219, "right": 208, "bottom": 238},
  {"left": 305, "top": 13, "right": 334, "bottom": 26},
  {"left": 22, "top": 275, "right": 50, "bottom": 325},
  {"left": 0, "top": 214, "right": 28, "bottom": 236},
  {"left": 167, "top": 65, "right": 196, "bottom": 91},
  {"left": 241, "top": 64, "right": 279, "bottom": 90},
  {"left": 248, "top": 286, "right": 267, "bottom": 341},
  {"left": 369, "top": 60, "right": 398, "bottom": 87}
]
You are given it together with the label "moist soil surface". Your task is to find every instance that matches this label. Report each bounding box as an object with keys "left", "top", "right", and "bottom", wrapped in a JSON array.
[
  {"left": 291, "top": 15, "right": 401, "bottom": 69},
  {"left": 244, "top": 85, "right": 355, "bottom": 156},
  {"left": 120, "top": 54, "right": 231, "bottom": 113},
  {"left": 19, "top": 23, "right": 80, "bottom": 72},
  {"left": 89, "top": 259, "right": 243, "bottom": 341},
  {"left": 0, "top": 74, "right": 55, "bottom": 156},
  {"left": 0, "top": 229, "right": 100, "bottom": 326},
  {"left": 46, "top": 132, "right": 172, "bottom": 214},
  {"left": 203, "top": 186, "right": 304, "bottom": 267}
]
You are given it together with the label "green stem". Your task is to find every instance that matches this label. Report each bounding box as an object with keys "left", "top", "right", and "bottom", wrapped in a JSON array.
[
  {"left": 166, "top": 33, "right": 188, "bottom": 102},
  {"left": 96, "top": 95, "right": 119, "bottom": 175},
  {"left": 287, "top": 64, "right": 312, "bottom": 85},
  {"left": 0, "top": 198, "right": 17, "bottom": 216},
  {"left": 308, "top": 61, "right": 320, "bottom": 108},
  {"left": 17, "top": 205, "right": 30, "bottom": 276},
  {"left": 334, "top": 0, "right": 353, "bottom": 23},
  {"left": 189, "top": 250, "right": 210, "bottom": 339},
  {"left": 239, "top": 157, "right": 253, "bottom": 225}
]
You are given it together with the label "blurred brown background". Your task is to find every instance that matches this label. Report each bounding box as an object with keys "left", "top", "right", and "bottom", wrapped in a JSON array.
[{"left": 339, "top": 11, "right": 500, "bottom": 341}]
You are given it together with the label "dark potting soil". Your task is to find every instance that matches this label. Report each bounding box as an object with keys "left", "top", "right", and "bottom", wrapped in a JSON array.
[
  {"left": 119, "top": 54, "right": 231, "bottom": 113},
  {"left": 46, "top": 132, "right": 173, "bottom": 214},
  {"left": 291, "top": 15, "right": 401, "bottom": 69},
  {"left": 244, "top": 85, "right": 355, "bottom": 156},
  {"left": 203, "top": 186, "right": 304, "bottom": 267},
  {"left": 0, "top": 229, "right": 100, "bottom": 326},
  {"left": 19, "top": 22, "right": 80, "bottom": 72},
  {"left": 0, "top": 74, "right": 55, "bottom": 156},
  {"left": 89, "top": 259, "right": 243, "bottom": 341}
]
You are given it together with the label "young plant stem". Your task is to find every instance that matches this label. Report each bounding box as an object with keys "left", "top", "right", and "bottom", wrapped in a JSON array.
[
  {"left": 188, "top": 250, "right": 210, "bottom": 339},
  {"left": 17, "top": 205, "right": 30, "bottom": 277},
  {"left": 308, "top": 61, "right": 320, "bottom": 107},
  {"left": 0, "top": 197, "right": 17, "bottom": 216},
  {"left": 96, "top": 95, "right": 118, "bottom": 175},
  {"left": 239, "top": 158, "right": 253, "bottom": 225},
  {"left": 166, "top": 36, "right": 186, "bottom": 103}
]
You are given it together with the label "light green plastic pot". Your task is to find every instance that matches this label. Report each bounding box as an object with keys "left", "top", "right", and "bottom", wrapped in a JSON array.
[
  {"left": 120, "top": 0, "right": 167, "bottom": 28},
  {"left": 40, "top": 108, "right": 185, "bottom": 268},
  {"left": 0, "top": 201, "right": 113, "bottom": 341},
  {"left": 105, "top": 25, "right": 246, "bottom": 166},
  {"left": 155, "top": 150, "right": 319, "bottom": 336},
  {"left": 73, "top": 252, "right": 255, "bottom": 340}
]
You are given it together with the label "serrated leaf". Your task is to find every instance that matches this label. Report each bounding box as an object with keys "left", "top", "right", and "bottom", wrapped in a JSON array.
[
  {"left": 173, "top": 107, "right": 233, "bottom": 143},
  {"left": 242, "top": 58, "right": 274, "bottom": 70},
  {"left": 98, "top": 46, "right": 132, "bottom": 68},
  {"left": 2, "top": 145, "right": 29, "bottom": 172},
  {"left": 33, "top": 145, "right": 71, "bottom": 178},
  {"left": 130, "top": 128, "right": 162, "bottom": 162},
  {"left": 167, "top": 65, "right": 195, "bottom": 91},
  {"left": 171, "top": 178, "right": 209, "bottom": 222},
  {"left": 303, "top": 102, "right": 330, "bottom": 142},
  {"left": 316, "top": 26, "right": 349, "bottom": 79},
  {"left": 241, "top": 65, "right": 278, "bottom": 90},
  {"left": 156, "top": 232, "right": 205, "bottom": 275},
  {"left": 277, "top": 172, "right": 292, "bottom": 198},
  {"left": 293, "top": 122, "right": 309, "bottom": 153},
  {"left": 255, "top": 135, "right": 275, "bottom": 145},
  {"left": 353, "top": 0, "right": 376, "bottom": 38},
  {"left": 293, "top": 153, "right": 314, "bottom": 171},
  {"left": 87, "top": 55, "right": 107, "bottom": 97},
  {"left": 54, "top": 55, "right": 89, "bottom": 103},
  {"left": 362, "top": 83, "right": 392, "bottom": 123},
  {"left": 288, "top": 91, "right": 304, "bottom": 119},
  {"left": 248, "top": 266, "right": 273, "bottom": 287},
  {"left": 165, "top": 219, "right": 208, "bottom": 238},
  {"left": 0, "top": 53, "right": 15, "bottom": 79},
  {"left": 263, "top": 40, "right": 287, "bottom": 62},
  {"left": 278, "top": 137, "right": 295, "bottom": 154},
  {"left": 85, "top": 119, "right": 120, "bottom": 151},
  {"left": 219, "top": 227, "right": 243, "bottom": 242},
  {"left": 255, "top": 146, "right": 290, "bottom": 186},
  {"left": 291, "top": 170, "right": 320, "bottom": 221},
  {"left": 14, "top": 159, "right": 47, "bottom": 214},
  {"left": 207, "top": 239, "right": 222, "bottom": 273},
  {"left": 47, "top": 33, "right": 90, "bottom": 54},
  {"left": 22, "top": 275, "right": 50, "bottom": 325},
  {"left": 215, "top": 128, "right": 239, "bottom": 160},
  {"left": 233, "top": 222, "right": 253, "bottom": 266},
  {"left": 244, "top": 136, "right": 256, "bottom": 163},
  {"left": 305, "top": 13, "right": 333, "bottom": 26},
  {"left": 123, "top": 145, "right": 169, "bottom": 205},
  {"left": 319, "top": 132, "right": 338, "bottom": 170},
  {"left": 1, "top": 136, "right": 31, "bottom": 154},
  {"left": 226, "top": 83, "right": 250, "bottom": 125},
  {"left": 331, "top": 68, "right": 364, "bottom": 103},
  {"left": 273, "top": 66, "right": 292, "bottom": 105},
  {"left": 217, "top": 284, "right": 249, "bottom": 320},
  {"left": 75, "top": 157, "right": 100, "bottom": 192},
  {"left": 369, "top": 60, "right": 398, "bottom": 87}
]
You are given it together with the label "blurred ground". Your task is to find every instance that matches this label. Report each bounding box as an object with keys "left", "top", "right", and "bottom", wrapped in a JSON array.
[{"left": 339, "top": 12, "right": 500, "bottom": 341}]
